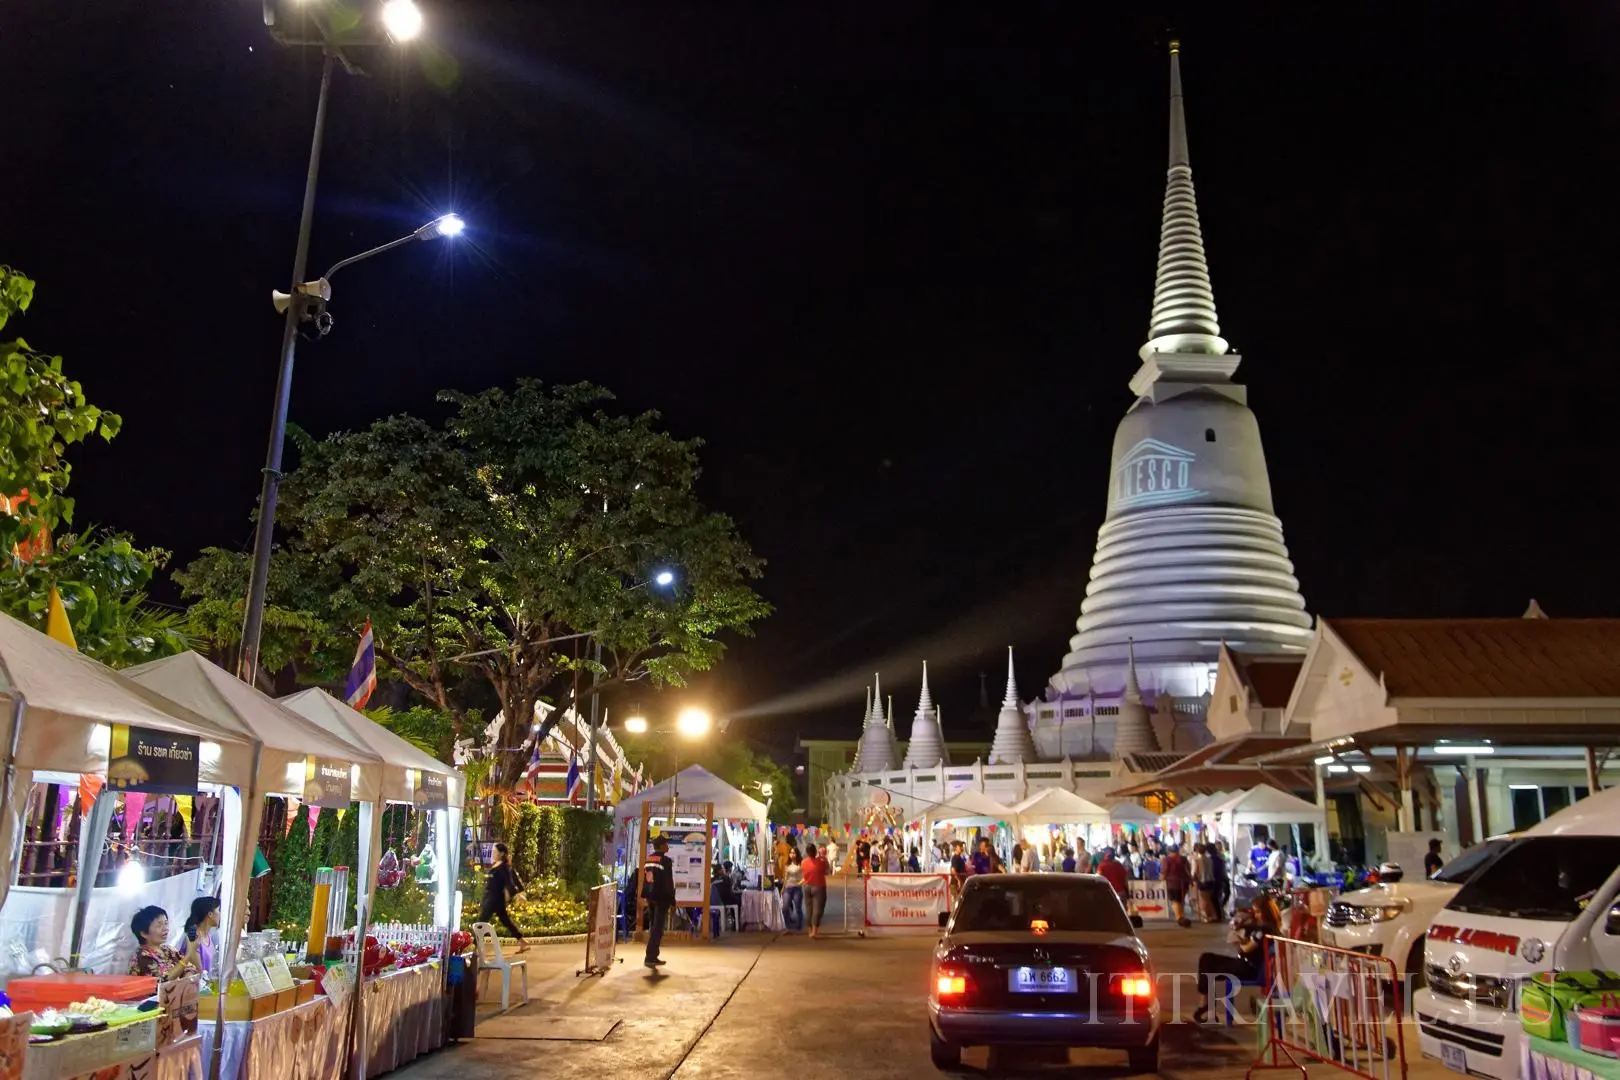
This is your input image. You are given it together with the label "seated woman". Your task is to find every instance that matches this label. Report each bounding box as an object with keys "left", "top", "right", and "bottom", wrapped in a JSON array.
[
  {"left": 129, "top": 906, "right": 197, "bottom": 982},
  {"left": 1192, "top": 894, "right": 1281, "bottom": 1023}
]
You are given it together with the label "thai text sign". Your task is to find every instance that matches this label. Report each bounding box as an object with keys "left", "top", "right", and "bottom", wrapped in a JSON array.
[
  {"left": 1127, "top": 878, "right": 1173, "bottom": 920},
  {"left": 865, "top": 873, "right": 950, "bottom": 927},
  {"left": 410, "top": 769, "right": 448, "bottom": 810},
  {"left": 108, "top": 724, "right": 200, "bottom": 794},
  {"left": 304, "top": 757, "right": 353, "bottom": 808}
]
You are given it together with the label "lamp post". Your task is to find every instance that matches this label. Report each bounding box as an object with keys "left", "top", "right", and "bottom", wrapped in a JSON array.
[{"left": 236, "top": 0, "right": 452, "bottom": 688}]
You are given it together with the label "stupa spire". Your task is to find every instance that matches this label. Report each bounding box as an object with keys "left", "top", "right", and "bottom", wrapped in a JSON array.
[
  {"left": 903, "top": 661, "right": 949, "bottom": 769},
  {"left": 1140, "top": 40, "right": 1229, "bottom": 362},
  {"left": 989, "top": 646, "right": 1037, "bottom": 764},
  {"left": 854, "top": 672, "right": 897, "bottom": 772},
  {"left": 1112, "top": 639, "right": 1161, "bottom": 758}
]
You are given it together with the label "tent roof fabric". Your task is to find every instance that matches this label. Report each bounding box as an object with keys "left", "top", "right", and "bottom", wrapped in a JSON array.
[
  {"left": 929, "top": 788, "right": 1020, "bottom": 825},
  {"left": 1107, "top": 801, "right": 1160, "bottom": 825},
  {"left": 1012, "top": 788, "right": 1110, "bottom": 824},
  {"left": 613, "top": 765, "right": 766, "bottom": 823},
  {"left": 0, "top": 612, "right": 257, "bottom": 786},
  {"left": 279, "top": 689, "right": 461, "bottom": 808},
  {"left": 1210, "top": 784, "right": 1325, "bottom": 824}
]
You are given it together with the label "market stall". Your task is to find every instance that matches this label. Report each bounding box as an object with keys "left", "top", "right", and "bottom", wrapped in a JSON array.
[
  {"left": 1206, "top": 784, "right": 1328, "bottom": 872},
  {"left": 0, "top": 614, "right": 260, "bottom": 1080},
  {"left": 614, "top": 767, "right": 772, "bottom": 935},
  {"left": 124, "top": 652, "right": 387, "bottom": 1080},
  {"left": 1011, "top": 788, "right": 1110, "bottom": 866},
  {"left": 276, "top": 690, "right": 463, "bottom": 1080},
  {"left": 924, "top": 789, "right": 1020, "bottom": 864}
]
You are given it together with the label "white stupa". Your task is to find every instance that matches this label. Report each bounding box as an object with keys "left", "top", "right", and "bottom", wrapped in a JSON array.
[
  {"left": 902, "top": 662, "right": 949, "bottom": 769},
  {"left": 1111, "top": 640, "right": 1160, "bottom": 759},
  {"left": 988, "top": 647, "right": 1037, "bottom": 764},
  {"left": 1050, "top": 40, "right": 1312, "bottom": 704},
  {"left": 853, "top": 674, "right": 898, "bottom": 772}
]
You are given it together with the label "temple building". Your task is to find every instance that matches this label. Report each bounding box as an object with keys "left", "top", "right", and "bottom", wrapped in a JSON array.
[{"left": 1029, "top": 38, "right": 1311, "bottom": 757}]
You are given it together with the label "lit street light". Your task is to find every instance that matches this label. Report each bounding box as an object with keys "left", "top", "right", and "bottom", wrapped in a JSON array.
[
  {"left": 617, "top": 708, "right": 713, "bottom": 822},
  {"left": 583, "top": 569, "right": 679, "bottom": 811},
  {"left": 654, "top": 569, "right": 676, "bottom": 587},
  {"left": 238, "top": 0, "right": 439, "bottom": 689},
  {"left": 676, "top": 707, "right": 713, "bottom": 738}
]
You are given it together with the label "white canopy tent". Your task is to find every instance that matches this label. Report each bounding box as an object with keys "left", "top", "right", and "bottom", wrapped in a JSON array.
[
  {"left": 1208, "top": 784, "right": 1329, "bottom": 865},
  {"left": 0, "top": 614, "right": 260, "bottom": 976},
  {"left": 615, "top": 765, "right": 766, "bottom": 828},
  {"left": 927, "top": 788, "right": 1020, "bottom": 830},
  {"left": 279, "top": 689, "right": 464, "bottom": 1080},
  {"left": 1105, "top": 800, "right": 1161, "bottom": 827},
  {"left": 1012, "top": 788, "right": 1110, "bottom": 827}
]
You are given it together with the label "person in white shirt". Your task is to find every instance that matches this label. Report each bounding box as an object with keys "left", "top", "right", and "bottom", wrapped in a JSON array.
[
  {"left": 1019, "top": 843, "right": 1039, "bottom": 874},
  {"left": 823, "top": 837, "right": 839, "bottom": 871},
  {"left": 1263, "top": 839, "right": 1285, "bottom": 883}
]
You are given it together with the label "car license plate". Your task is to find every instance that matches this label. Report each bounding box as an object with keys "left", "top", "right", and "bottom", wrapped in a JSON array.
[
  {"left": 1010, "top": 967, "right": 1075, "bottom": 993},
  {"left": 1440, "top": 1043, "right": 1468, "bottom": 1074}
]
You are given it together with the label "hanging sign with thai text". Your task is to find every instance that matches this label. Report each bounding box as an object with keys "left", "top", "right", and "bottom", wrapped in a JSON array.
[{"left": 108, "top": 725, "right": 200, "bottom": 794}]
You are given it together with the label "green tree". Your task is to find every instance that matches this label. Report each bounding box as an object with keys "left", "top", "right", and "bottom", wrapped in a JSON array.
[
  {"left": 311, "top": 806, "right": 340, "bottom": 868},
  {"left": 0, "top": 530, "right": 189, "bottom": 667},
  {"left": 178, "top": 381, "right": 771, "bottom": 785},
  {"left": 0, "top": 266, "right": 122, "bottom": 549}
]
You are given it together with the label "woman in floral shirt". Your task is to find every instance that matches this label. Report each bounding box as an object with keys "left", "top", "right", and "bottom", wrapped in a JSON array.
[{"left": 128, "top": 906, "right": 195, "bottom": 982}]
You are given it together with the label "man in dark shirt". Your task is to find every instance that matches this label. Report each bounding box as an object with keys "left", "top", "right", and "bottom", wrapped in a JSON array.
[
  {"left": 1424, "top": 838, "right": 1445, "bottom": 878},
  {"left": 642, "top": 836, "right": 677, "bottom": 968}
]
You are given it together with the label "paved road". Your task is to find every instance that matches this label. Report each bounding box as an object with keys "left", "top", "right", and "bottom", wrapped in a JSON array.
[{"left": 395, "top": 905, "right": 1268, "bottom": 1080}]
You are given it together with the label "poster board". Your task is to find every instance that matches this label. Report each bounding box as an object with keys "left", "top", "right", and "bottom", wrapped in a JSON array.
[
  {"left": 580, "top": 883, "right": 618, "bottom": 975},
  {"left": 864, "top": 873, "right": 950, "bottom": 928},
  {"left": 634, "top": 802, "right": 715, "bottom": 942}
]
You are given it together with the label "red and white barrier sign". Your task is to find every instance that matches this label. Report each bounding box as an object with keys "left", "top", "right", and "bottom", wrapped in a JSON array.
[{"left": 865, "top": 873, "right": 950, "bottom": 928}]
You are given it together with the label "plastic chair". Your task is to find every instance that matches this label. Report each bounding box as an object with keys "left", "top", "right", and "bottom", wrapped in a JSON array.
[{"left": 471, "top": 921, "right": 528, "bottom": 1011}]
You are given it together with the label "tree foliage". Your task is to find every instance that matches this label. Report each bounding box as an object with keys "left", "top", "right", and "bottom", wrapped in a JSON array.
[
  {"left": 178, "top": 380, "right": 771, "bottom": 785},
  {"left": 0, "top": 266, "right": 121, "bottom": 550},
  {"left": 269, "top": 807, "right": 315, "bottom": 934},
  {"left": 0, "top": 530, "right": 189, "bottom": 667}
]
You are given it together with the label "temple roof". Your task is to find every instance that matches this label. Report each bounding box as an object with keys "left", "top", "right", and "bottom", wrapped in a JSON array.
[{"left": 1327, "top": 617, "right": 1620, "bottom": 699}]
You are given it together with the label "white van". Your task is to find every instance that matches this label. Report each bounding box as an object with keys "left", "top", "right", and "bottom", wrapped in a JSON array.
[{"left": 1414, "top": 786, "right": 1620, "bottom": 1080}]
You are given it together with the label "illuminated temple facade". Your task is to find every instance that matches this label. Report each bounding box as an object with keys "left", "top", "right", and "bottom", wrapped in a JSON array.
[{"left": 824, "top": 43, "right": 1312, "bottom": 826}]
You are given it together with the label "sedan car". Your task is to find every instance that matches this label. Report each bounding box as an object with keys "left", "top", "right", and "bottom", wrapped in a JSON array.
[{"left": 928, "top": 873, "right": 1159, "bottom": 1071}]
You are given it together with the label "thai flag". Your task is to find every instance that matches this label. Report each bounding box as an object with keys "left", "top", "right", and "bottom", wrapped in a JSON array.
[
  {"left": 344, "top": 621, "right": 377, "bottom": 709},
  {"left": 523, "top": 740, "right": 542, "bottom": 785},
  {"left": 565, "top": 750, "right": 582, "bottom": 803}
]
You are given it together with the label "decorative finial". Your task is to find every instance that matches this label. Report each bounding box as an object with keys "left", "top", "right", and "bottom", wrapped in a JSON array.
[
  {"left": 1002, "top": 646, "right": 1020, "bottom": 708},
  {"left": 918, "top": 661, "right": 934, "bottom": 712}
]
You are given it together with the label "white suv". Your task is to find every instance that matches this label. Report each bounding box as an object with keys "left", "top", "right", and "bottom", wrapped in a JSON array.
[{"left": 1319, "top": 839, "right": 1511, "bottom": 985}]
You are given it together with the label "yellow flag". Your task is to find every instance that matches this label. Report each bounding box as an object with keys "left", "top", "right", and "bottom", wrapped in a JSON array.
[
  {"left": 45, "top": 587, "right": 77, "bottom": 651},
  {"left": 173, "top": 795, "right": 193, "bottom": 830}
]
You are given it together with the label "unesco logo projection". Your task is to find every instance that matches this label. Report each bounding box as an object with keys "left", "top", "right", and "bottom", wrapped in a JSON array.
[{"left": 1111, "top": 438, "right": 1205, "bottom": 511}]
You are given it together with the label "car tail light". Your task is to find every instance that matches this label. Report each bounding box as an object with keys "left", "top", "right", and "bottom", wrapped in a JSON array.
[
  {"left": 1029, "top": 918, "right": 1050, "bottom": 935},
  {"left": 936, "top": 973, "right": 967, "bottom": 996},
  {"left": 1119, "top": 975, "right": 1153, "bottom": 999}
]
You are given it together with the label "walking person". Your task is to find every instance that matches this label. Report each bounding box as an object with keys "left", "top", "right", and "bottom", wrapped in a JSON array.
[
  {"left": 642, "top": 835, "right": 676, "bottom": 968},
  {"left": 801, "top": 842, "right": 831, "bottom": 939},
  {"left": 1162, "top": 844, "right": 1192, "bottom": 927},
  {"left": 479, "top": 842, "right": 529, "bottom": 952},
  {"left": 782, "top": 850, "right": 805, "bottom": 932}
]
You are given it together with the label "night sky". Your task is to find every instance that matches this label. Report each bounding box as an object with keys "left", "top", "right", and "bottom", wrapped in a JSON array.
[{"left": 8, "top": 4, "right": 1620, "bottom": 755}]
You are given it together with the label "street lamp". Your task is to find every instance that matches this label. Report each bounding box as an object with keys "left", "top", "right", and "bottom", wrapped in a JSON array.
[
  {"left": 236, "top": 0, "right": 439, "bottom": 690},
  {"left": 618, "top": 708, "right": 711, "bottom": 823},
  {"left": 582, "top": 569, "right": 679, "bottom": 811}
]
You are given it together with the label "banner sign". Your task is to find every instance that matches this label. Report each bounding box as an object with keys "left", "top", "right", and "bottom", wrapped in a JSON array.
[
  {"left": 864, "top": 873, "right": 950, "bottom": 927},
  {"left": 304, "top": 758, "right": 353, "bottom": 808},
  {"left": 1127, "top": 878, "right": 1173, "bottom": 921},
  {"left": 108, "top": 724, "right": 200, "bottom": 794},
  {"left": 410, "top": 769, "right": 449, "bottom": 810},
  {"left": 582, "top": 883, "right": 618, "bottom": 974}
]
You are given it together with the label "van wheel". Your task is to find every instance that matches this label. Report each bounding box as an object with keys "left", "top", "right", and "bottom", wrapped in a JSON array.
[
  {"left": 1128, "top": 1038, "right": 1160, "bottom": 1073},
  {"left": 1406, "top": 936, "right": 1427, "bottom": 990},
  {"left": 929, "top": 1027, "right": 961, "bottom": 1069}
]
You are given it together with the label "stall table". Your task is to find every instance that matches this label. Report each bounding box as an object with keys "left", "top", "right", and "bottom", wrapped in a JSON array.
[
  {"left": 739, "top": 890, "right": 784, "bottom": 932},
  {"left": 357, "top": 965, "right": 443, "bottom": 1079},
  {"left": 194, "top": 998, "right": 348, "bottom": 1080},
  {"left": 1522, "top": 1033, "right": 1620, "bottom": 1080},
  {"left": 22, "top": 1015, "right": 162, "bottom": 1080}
]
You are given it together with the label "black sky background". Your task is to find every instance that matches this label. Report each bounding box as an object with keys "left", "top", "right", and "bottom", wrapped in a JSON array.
[{"left": 8, "top": 3, "right": 1620, "bottom": 757}]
